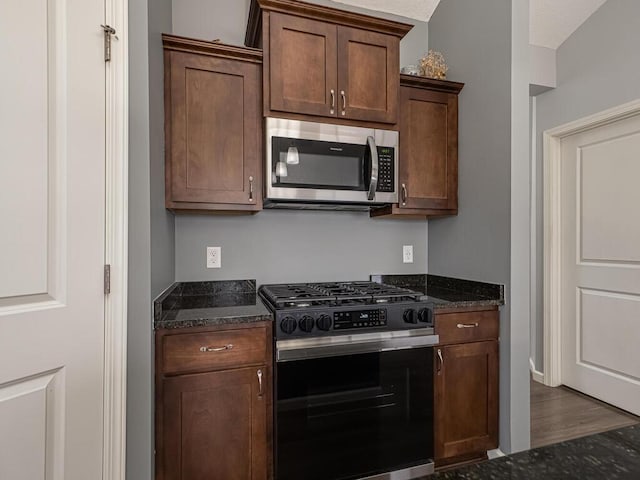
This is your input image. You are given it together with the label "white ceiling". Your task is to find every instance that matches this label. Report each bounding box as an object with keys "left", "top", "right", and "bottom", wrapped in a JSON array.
[
  {"left": 330, "top": 0, "right": 440, "bottom": 22},
  {"left": 529, "top": 0, "right": 608, "bottom": 49},
  {"left": 333, "top": 0, "right": 609, "bottom": 50}
]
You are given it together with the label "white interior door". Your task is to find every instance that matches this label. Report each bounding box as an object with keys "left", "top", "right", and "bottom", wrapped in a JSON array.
[
  {"left": 0, "top": 0, "right": 106, "bottom": 479},
  {"left": 560, "top": 112, "right": 640, "bottom": 415}
]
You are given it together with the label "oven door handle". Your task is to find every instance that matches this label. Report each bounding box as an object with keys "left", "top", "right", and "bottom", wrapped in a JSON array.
[
  {"left": 366, "top": 136, "right": 378, "bottom": 201},
  {"left": 276, "top": 330, "right": 439, "bottom": 362}
]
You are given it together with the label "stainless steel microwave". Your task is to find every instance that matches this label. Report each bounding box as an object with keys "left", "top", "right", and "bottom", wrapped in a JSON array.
[{"left": 265, "top": 117, "right": 398, "bottom": 209}]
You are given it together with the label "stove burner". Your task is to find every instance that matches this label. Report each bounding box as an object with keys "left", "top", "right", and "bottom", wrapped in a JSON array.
[
  {"left": 259, "top": 281, "right": 421, "bottom": 308},
  {"left": 259, "top": 281, "right": 435, "bottom": 339}
]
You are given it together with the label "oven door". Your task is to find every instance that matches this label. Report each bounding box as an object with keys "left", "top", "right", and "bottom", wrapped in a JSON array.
[
  {"left": 266, "top": 117, "right": 398, "bottom": 205},
  {"left": 275, "top": 332, "right": 435, "bottom": 480}
]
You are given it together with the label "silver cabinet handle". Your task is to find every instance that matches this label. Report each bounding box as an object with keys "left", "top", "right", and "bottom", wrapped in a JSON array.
[
  {"left": 199, "top": 344, "right": 233, "bottom": 353},
  {"left": 249, "top": 176, "right": 254, "bottom": 202},
  {"left": 457, "top": 323, "right": 479, "bottom": 329},
  {"left": 330, "top": 89, "right": 335, "bottom": 114},
  {"left": 401, "top": 183, "right": 407, "bottom": 206},
  {"left": 257, "top": 369, "right": 263, "bottom": 397},
  {"left": 366, "top": 136, "right": 378, "bottom": 201},
  {"left": 341, "top": 90, "right": 346, "bottom": 116},
  {"left": 436, "top": 348, "right": 443, "bottom": 375}
]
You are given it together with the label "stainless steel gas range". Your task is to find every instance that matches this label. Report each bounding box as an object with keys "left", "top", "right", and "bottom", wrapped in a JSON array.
[{"left": 259, "top": 281, "right": 439, "bottom": 480}]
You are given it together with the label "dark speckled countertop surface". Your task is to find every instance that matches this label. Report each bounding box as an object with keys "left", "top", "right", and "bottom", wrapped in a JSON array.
[
  {"left": 371, "top": 274, "right": 504, "bottom": 309},
  {"left": 425, "top": 424, "right": 640, "bottom": 479},
  {"left": 154, "top": 275, "right": 503, "bottom": 330},
  {"left": 154, "top": 280, "right": 272, "bottom": 330}
]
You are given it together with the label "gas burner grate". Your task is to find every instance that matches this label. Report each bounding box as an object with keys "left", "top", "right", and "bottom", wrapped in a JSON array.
[{"left": 259, "top": 281, "right": 422, "bottom": 309}]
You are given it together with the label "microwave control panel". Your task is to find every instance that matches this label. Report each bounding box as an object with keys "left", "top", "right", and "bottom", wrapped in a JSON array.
[{"left": 376, "top": 147, "right": 395, "bottom": 192}]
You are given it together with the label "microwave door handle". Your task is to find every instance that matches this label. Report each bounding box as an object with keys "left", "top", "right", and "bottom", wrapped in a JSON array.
[{"left": 366, "top": 136, "right": 378, "bottom": 201}]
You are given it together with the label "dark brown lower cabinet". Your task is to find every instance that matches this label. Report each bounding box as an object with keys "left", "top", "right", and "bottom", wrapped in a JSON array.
[
  {"left": 434, "top": 340, "right": 499, "bottom": 463},
  {"left": 156, "top": 323, "right": 272, "bottom": 480},
  {"left": 162, "top": 367, "right": 269, "bottom": 480}
]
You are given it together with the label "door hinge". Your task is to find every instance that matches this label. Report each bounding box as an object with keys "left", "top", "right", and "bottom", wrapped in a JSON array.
[
  {"left": 104, "top": 264, "right": 111, "bottom": 294},
  {"left": 101, "top": 24, "right": 116, "bottom": 62}
]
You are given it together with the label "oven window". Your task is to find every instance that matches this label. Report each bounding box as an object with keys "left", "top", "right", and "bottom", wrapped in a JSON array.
[
  {"left": 276, "top": 348, "right": 434, "bottom": 480},
  {"left": 272, "top": 137, "right": 366, "bottom": 190}
]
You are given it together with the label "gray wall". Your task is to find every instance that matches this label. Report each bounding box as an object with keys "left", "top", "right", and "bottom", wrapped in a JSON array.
[
  {"left": 171, "top": 0, "right": 430, "bottom": 284},
  {"left": 428, "top": 0, "right": 530, "bottom": 454},
  {"left": 508, "top": 0, "right": 532, "bottom": 455},
  {"left": 128, "top": 0, "right": 174, "bottom": 479},
  {"left": 533, "top": 0, "right": 640, "bottom": 372},
  {"left": 150, "top": 0, "right": 175, "bottom": 297},
  {"left": 176, "top": 211, "right": 428, "bottom": 284},
  {"left": 127, "top": 1, "right": 153, "bottom": 479},
  {"left": 171, "top": 0, "right": 428, "bottom": 68}
]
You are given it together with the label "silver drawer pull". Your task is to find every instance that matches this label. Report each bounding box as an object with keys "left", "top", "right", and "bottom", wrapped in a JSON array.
[
  {"left": 330, "top": 89, "right": 335, "bottom": 114},
  {"left": 341, "top": 90, "right": 346, "bottom": 115},
  {"left": 436, "top": 348, "right": 443, "bottom": 375},
  {"left": 456, "top": 323, "right": 479, "bottom": 329},
  {"left": 249, "top": 176, "right": 254, "bottom": 202},
  {"left": 257, "top": 369, "right": 263, "bottom": 397},
  {"left": 401, "top": 183, "right": 407, "bottom": 206},
  {"left": 199, "top": 344, "right": 234, "bottom": 353}
]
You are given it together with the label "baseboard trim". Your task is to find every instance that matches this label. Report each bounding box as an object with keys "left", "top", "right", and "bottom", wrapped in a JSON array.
[
  {"left": 530, "top": 357, "right": 545, "bottom": 384},
  {"left": 487, "top": 449, "right": 506, "bottom": 459}
]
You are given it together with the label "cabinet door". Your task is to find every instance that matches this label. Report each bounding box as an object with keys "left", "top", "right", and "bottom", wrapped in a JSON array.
[
  {"left": 161, "top": 366, "right": 269, "bottom": 480},
  {"left": 269, "top": 13, "right": 337, "bottom": 117},
  {"left": 434, "top": 341, "right": 498, "bottom": 460},
  {"left": 399, "top": 86, "right": 458, "bottom": 210},
  {"left": 167, "top": 51, "right": 261, "bottom": 207},
  {"left": 337, "top": 26, "right": 399, "bottom": 124}
]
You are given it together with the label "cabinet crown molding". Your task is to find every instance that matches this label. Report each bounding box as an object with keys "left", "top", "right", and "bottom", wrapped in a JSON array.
[
  {"left": 162, "top": 34, "right": 263, "bottom": 64},
  {"left": 400, "top": 74, "right": 465, "bottom": 94},
  {"left": 245, "top": 0, "right": 413, "bottom": 47}
]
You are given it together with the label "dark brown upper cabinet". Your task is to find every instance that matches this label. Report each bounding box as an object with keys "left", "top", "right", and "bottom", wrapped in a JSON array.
[
  {"left": 269, "top": 13, "right": 337, "bottom": 118},
  {"left": 371, "top": 75, "right": 464, "bottom": 219},
  {"left": 163, "top": 35, "right": 263, "bottom": 213},
  {"left": 337, "top": 26, "right": 399, "bottom": 124},
  {"left": 246, "top": 0, "right": 411, "bottom": 127}
]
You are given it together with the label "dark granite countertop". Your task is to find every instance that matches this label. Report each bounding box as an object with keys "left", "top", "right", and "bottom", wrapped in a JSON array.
[
  {"left": 371, "top": 274, "right": 504, "bottom": 309},
  {"left": 426, "top": 424, "right": 640, "bottom": 479},
  {"left": 154, "top": 280, "right": 272, "bottom": 330}
]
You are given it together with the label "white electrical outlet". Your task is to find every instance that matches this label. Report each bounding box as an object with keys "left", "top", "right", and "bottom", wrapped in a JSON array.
[
  {"left": 206, "top": 246, "right": 221, "bottom": 268},
  {"left": 403, "top": 245, "right": 413, "bottom": 264}
]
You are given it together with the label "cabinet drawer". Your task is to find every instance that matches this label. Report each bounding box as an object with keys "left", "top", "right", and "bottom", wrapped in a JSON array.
[
  {"left": 435, "top": 310, "right": 499, "bottom": 345},
  {"left": 162, "top": 327, "right": 267, "bottom": 374}
]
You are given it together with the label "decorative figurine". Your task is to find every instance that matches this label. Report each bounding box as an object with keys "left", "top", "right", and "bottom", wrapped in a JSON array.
[{"left": 420, "top": 50, "right": 448, "bottom": 80}]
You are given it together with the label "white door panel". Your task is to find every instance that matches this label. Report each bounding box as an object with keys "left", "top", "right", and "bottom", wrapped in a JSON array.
[
  {"left": 0, "top": 370, "right": 65, "bottom": 480},
  {"left": 579, "top": 133, "right": 640, "bottom": 263},
  {"left": 561, "top": 112, "right": 640, "bottom": 415},
  {"left": 0, "top": 0, "right": 106, "bottom": 478},
  {"left": 0, "top": 0, "right": 50, "bottom": 298},
  {"left": 579, "top": 289, "right": 640, "bottom": 381}
]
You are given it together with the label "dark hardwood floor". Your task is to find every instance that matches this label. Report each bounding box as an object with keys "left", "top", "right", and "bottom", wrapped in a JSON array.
[{"left": 530, "top": 378, "right": 639, "bottom": 449}]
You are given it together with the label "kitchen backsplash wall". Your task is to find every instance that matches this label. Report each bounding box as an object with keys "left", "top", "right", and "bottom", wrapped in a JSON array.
[
  {"left": 175, "top": 210, "right": 428, "bottom": 284},
  {"left": 171, "top": 0, "right": 431, "bottom": 284}
]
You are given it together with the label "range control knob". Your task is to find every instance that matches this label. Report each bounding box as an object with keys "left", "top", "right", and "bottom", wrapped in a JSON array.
[
  {"left": 418, "top": 308, "right": 433, "bottom": 325},
  {"left": 298, "top": 315, "right": 315, "bottom": 333},
  {"left": 280, "top": 316, "right": 297, "bottom": 334},
  {"left": 403, "top": 309, "right": 418, "bottom": 324},
  {"left": 316, "top": 314, "right": 332, "bottom": 331}
]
